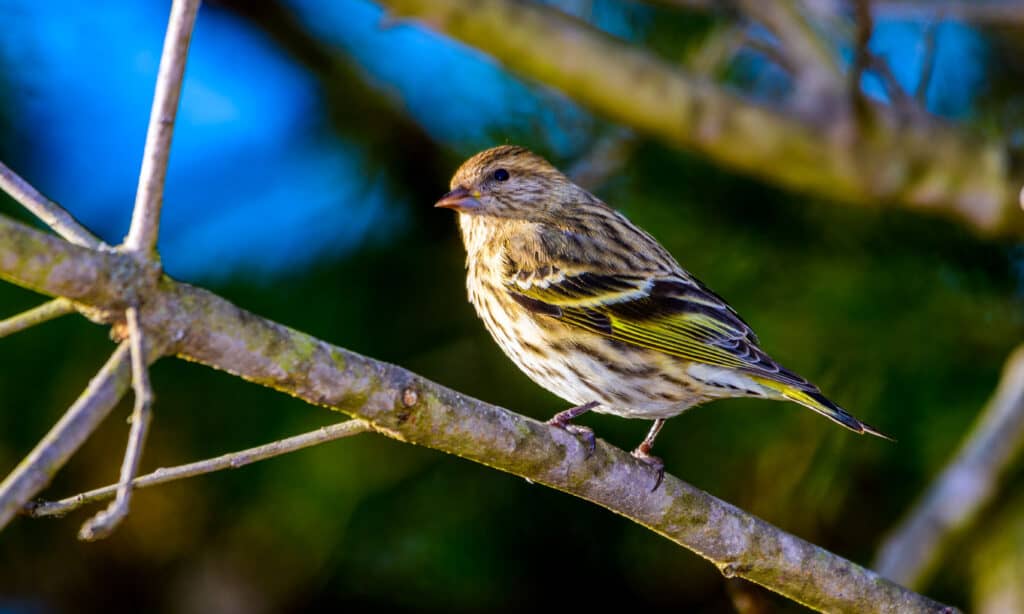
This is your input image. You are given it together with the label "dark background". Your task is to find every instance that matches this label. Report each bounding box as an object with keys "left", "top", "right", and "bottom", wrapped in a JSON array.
[{"left": 1, "top": 1, "right": 1022, "bottom": 612}]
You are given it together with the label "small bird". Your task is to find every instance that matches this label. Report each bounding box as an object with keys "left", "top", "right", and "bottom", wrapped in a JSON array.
[{"left": 436, "top": 145, "right": 888, "bottom": 489}]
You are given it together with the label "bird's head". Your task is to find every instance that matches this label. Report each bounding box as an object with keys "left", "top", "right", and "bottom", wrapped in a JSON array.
[{"left": 435, "top": 145, "right": 580, "bottom": 221}]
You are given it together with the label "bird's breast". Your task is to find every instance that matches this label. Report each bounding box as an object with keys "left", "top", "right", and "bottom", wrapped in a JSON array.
[{"left": 463, "top": 253, "right": 710, "bottom": 419}]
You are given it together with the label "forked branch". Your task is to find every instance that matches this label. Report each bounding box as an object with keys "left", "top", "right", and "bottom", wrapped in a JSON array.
[
  {"left": 76, "top": 0, "right": 200, "bottom": 539},
  {"left": 0, "top": 0, "right": 200, "bottom": 540}
]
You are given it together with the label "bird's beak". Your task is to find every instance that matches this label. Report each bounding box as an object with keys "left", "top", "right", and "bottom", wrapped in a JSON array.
[{"left": 434, "top": 186, "right": 482, "bottom": 211}]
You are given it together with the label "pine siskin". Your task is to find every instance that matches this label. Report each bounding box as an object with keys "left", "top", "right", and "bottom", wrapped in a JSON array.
[{"left": 437, "top": 145, "right": 889, "bottom": 489}]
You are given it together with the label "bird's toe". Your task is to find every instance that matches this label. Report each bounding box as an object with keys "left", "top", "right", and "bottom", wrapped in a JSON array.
[
  {"left": 564, "top": 424, "right": 596, "bottom": 457},
  {"left": 631, "top": 448, "right": 665, "bottom": 492}
]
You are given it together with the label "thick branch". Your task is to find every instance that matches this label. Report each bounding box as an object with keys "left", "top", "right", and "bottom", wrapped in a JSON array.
[
  {"left": 124, "top": 0, "right": 200, "bottom": 256},
  {"left": 874, "top": 345, "right": 1024, "bottom": 588},
  {"left": 376, "top": 0, "right": 1021, "bottom": 236},
  {"left": 0, "top": 212, "right": 952, "bottom": 613}
]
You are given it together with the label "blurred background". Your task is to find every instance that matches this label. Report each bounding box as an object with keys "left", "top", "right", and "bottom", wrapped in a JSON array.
[{"left": 1, "top": 0, "right": 1022, "bottom": 612}]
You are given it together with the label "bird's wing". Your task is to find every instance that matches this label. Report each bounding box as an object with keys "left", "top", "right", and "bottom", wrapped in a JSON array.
[
  {"left": 501, "top": 225, "right": 889, "bottom": 437},
  {"left": 504, "top": 248, "right": 808, "bottom": 387}
]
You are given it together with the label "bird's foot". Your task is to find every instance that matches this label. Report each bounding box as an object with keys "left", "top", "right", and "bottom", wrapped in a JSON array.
[
  {"left": 631, "top": 446, "right": 665, "bottom": 492},
  {"left": 547, "top": 401, "right": 599, "bottom": 456},
  {"left": 548, "top": 420, "right": 596, "bottom": 457}
]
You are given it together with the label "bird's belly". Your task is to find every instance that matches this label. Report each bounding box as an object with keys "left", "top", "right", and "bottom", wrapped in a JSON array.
[{"left": 471, "top": 285, "right": 708, "bottom": 419}]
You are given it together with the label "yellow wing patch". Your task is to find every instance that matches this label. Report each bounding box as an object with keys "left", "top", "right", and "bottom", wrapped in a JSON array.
[{"left": 508, "top": 271, "right": 756, "bottom": 370}]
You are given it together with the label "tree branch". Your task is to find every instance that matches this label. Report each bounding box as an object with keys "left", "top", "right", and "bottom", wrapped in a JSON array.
[
  {"left": 874, "top": 345, "right": 1024, "bottom": 589},
  {"left": 868, "top": 53, "right": 916, "bottom": 114},
  {"left": 123, "top": 0, "right": 201, "bottom": 257},
  {"left": 376, "top": 0, "right": 1021, "bottom": 237},
  {"left": 78, "top": 307, "right": 156, "bottom": 540},
  {"left": 651, "top": 0, "right": 1024, "bottom": 27},
  {"left": 0, "top": 161, "right": 104, "bottom": 249},
  {"left": 0, "top": 211, "right": 954, "bottom": 613},
  {"left": 0, "top": 298, "right": 75, "bottom": 338},
  {"left": 736, "top": 0, "right": 844, "bottom": 110},
  {"left": 0, "top": 342, "right": 132, "bottom": 530},
  {"left": 851, "top": 0, "right": 874, "bottom": 109},
  {"left": 914, "top": 21, "right": 938, "bottom": 104},
  {"left": 26, "top": 419, "right": 371, "bottom": 519},
  {"left": 871, "top": 1, "right": 1024, "bottom": 25}
]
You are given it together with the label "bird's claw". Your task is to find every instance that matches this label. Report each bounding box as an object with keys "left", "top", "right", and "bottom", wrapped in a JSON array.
[
  {"left": 547, "top": 419, "right": 596, "bottom": 457},
  {"left": 631, "top": 449, "right": 665, "bottom": 492},
  {"left": 566, "top": 424, "right": 596, "bottom": 457}
]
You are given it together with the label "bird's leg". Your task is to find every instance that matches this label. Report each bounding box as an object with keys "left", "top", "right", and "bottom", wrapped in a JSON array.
[
  {"left": 632, "top": 419, "right": 666, "bottom": 491},
  {"left": 547, "top": 401, "right": 600, "bottom": 456}
]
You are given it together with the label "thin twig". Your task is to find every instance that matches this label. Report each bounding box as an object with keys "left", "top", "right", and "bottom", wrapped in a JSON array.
[
  {"left": 27, "top": 420, "right": 372, "bottom": 518},
  {"left": 851, "top": 0, "right": 874, "bottom": 109},
  {"left": 914, "top": 21, "right": 938, "bottom": 104},
  {"left": 0, "top": 343, "right": 133, "bottom": 530},
  {"left": 0, "top": 161, "right": 104, "bottom": 249},
  {"left": 78, "top": 308, "right": 155, "bottom": 540},
  {"left": 739, "top": 33, "right": 797, "bottom": 74},
  {"left": 737, "top": 0, "right": 843, "bottom": 110},
  {"left": 647, "top": 0, "right": 1024, "bottom": 27},
  {"left": 123, "top": 0, "right": 201, "bottom": 256},
  {"left": 685, "top": 22, "right": 795, "bottom": 77},
  {"left": 687, "top": 25, "right": 744, "bottom": 74},
  {"left": 868, "top": 53, "right": 916, "bottom": 113},
  {"left": 0, "top": 299, "right": 75, "bottom": 339},
  {"left": 871, "top": 0, "right": 1024, "bottom": 25},
  {"left": 567, "top": 129, "right": 637, "bottom": 191},
  {"left": 875, "top": 345, "right": 1024, "bottom": 589}
]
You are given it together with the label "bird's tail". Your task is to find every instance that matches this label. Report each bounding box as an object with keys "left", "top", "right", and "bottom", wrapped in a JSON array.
[{"left": 750, "top": 377, "right": 893, "bottom": 440}]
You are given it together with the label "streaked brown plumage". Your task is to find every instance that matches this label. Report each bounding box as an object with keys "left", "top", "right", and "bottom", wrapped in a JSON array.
[{"left": 437, "top": 145, "right": 888, "bottom": 489}]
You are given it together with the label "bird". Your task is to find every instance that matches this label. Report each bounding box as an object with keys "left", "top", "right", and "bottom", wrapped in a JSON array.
[{"left": 435, "top": 145, "right": 889, "bottom": 489}]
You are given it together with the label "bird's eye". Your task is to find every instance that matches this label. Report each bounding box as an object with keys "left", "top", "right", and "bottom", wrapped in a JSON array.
[{"left": 492, "top": 168, "right": 510, "bottom": 182}]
